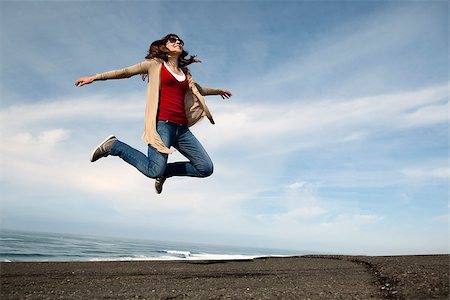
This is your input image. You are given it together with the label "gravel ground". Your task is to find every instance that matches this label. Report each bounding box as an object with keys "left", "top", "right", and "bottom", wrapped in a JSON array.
[
  {"left": 1, "top": 255, "right": 448, "bottom": 299},
  {"left": 349, "top": 255, "right": 449, "bottom": 299}
]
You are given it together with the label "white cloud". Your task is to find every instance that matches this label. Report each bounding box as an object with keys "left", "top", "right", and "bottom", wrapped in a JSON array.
[
  {"left": 243, "top": 3, "right": 447, "bottom": 101},
  {"left": 3, "top": 129, "right": 70, "bottom": 166},
  {"left": 400, "top": 102, "right": 449, "bottom": 127},
  {"left": 256, "top": 179, "right": 328, "bottom": 224},
  {"left": 38, "top": 128, "right": 69, "bottom": 144},
  {"left": 432, "top": 214, "right": 449, "bottom": 223},
  {"left": 273, "top": 206, "right": 327, "bottom": 221},
  {"left": 1, "top": 89, "right": 446, "bottom": 255},
  {"left": 320, "top": 214, "right": 384, "bottom": 230},
  {"left": 402, "top": 168, "right": 450, "bottom": 180},
  {"left": 339, "top": 132, "right": 366, "bottom": 143},
  {"left": 0, "top": 94, "right": 143, "bottom": 130},
  {"left": 9, "top": 129, "right": 69, "bottom": 147},
  {"left": 201, "top": 82, "right": 448, "bottom": 157},
  {"left": 287, "top": 181, "right": 307, "bottom": 190},
  {"left": 2, "top": 82, "right": 447, "bottom": 206}
]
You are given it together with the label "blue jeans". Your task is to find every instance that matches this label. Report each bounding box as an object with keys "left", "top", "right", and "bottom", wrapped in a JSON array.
[{"left": 110, "top": 121, "right": 213, "bottom": 179}]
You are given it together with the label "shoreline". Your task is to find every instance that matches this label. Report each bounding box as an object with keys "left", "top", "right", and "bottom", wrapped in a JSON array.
[
  {"left": 1, "top": 254, "right": 448, "bottom": 299},
  {"left": 0, "top": 254, "right": 296, "bottom": 264}
]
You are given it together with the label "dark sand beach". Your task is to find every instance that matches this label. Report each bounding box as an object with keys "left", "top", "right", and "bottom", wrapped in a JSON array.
[{"left": 1, "top": 255, "right": 448, "bottom": 299}]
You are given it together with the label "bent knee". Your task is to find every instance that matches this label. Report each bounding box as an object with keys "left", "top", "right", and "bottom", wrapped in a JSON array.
[
  {"left": 145, "top": 164, "right": 165, "bottom": 179},
  {"left": 197, "top": 162, "right": 214, "bottom": 177}
]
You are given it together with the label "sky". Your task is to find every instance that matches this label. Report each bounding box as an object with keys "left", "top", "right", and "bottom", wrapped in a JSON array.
[{"left": 0, "top": 0, "right": 448, "bottom": 256}]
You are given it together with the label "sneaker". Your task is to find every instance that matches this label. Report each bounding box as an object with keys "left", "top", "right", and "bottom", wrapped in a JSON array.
[
  {"left": 90, "top": 135, "right": 117, "bottom": 162},
  {"left": 154, "top": 177, "right": 166, "bottom": 194}
]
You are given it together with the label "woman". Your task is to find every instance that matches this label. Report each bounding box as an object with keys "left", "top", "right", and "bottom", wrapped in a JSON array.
[{"left": 75, "top": 34, "right": 232, "bottom": 194}]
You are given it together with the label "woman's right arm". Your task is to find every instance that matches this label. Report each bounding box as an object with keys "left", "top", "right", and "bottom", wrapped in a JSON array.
[{"left": 75, "top": 61, "right": 149, "bottom": 87}]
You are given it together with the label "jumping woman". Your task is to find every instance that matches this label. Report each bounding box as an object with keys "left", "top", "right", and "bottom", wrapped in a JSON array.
[{"left": 75, "top": 34, "right": 232, "bottom": 194}]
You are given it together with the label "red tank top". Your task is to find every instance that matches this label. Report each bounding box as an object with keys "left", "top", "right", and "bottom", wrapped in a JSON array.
[{"left": 158, "top": 63, "right": 189, "bottom": 125}]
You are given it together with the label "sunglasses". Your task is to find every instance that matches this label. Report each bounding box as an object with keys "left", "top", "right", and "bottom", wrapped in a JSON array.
[{"left": 168, "top": 37, "right": 184, "bottom": 46}]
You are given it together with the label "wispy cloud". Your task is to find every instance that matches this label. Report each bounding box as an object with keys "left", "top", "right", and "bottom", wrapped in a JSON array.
[
  {"left": 201, "top": 82, "right": 448, "bottom": 157},
  {"left": 432, "top": 214, "right": 449, "bottom": 223},
  {"left": 0, "top": 94, "right": 143, "bottom": 129},
  {"left": 235, "top": 3, "right": 448, "bottom": 102},
  {"left": 2, "top": 81, "right": 447, "bottom": 202},
  {"left": 2, "top": 77, "right": 447, "bottom": 250},
  {"left": 402, "top": 168, "right": 449, "bottom": 180},
  {"left": 287, "top": 182, "right": 307, "bottom": 191}
]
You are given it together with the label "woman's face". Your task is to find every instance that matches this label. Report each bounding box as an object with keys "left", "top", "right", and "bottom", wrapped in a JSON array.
[{"left": 166, "top": 36, "right": 184, "bottom": 55}]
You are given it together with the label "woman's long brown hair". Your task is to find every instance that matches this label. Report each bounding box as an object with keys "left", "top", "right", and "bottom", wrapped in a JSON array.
[{"left": 142, "top": 34, "right": 200, "bottom": 80}]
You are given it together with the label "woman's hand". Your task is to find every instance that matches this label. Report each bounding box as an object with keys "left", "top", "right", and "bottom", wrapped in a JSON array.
[
  {"left": 218, "top": 89, "right": 232, "bottom": 99},
  {"left": 75, "top": 76, "right": 96, "bottom": 87}
]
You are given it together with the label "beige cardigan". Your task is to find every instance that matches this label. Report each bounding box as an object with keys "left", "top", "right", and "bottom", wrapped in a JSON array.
[{"left": 95, "top": 58, "right": 222, "bottom": 154}]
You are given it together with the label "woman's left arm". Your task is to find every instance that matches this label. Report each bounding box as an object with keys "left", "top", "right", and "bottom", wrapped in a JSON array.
[{"left": 195, "top": 83, "right": 233, "bottom": 99}]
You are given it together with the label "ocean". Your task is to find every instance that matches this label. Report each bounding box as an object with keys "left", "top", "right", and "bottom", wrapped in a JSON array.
[{"left": 0, "top": 229, "right": 301, "bottom": 262}]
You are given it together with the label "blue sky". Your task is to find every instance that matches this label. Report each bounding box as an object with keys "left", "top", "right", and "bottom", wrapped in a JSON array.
[{"left": 1, "top": 0, "right": 448, "bottom": 255}]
